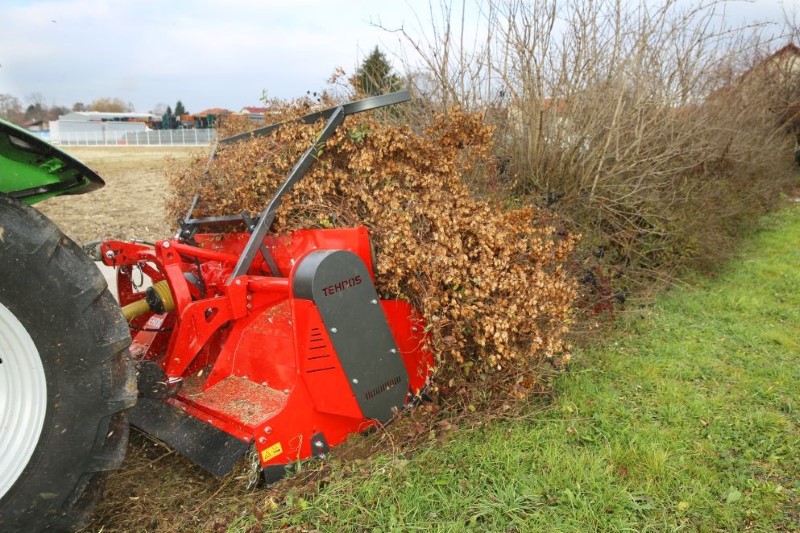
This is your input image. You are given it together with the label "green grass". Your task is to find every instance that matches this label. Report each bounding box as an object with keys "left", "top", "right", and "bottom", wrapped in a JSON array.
[{"left": 248, "top": 206, "right": 800, "bottom": 532}]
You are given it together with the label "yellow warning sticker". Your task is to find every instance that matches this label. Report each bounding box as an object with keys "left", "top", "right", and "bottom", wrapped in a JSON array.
[{"left": 260, "top": 442, "right": 283, "bottom": 462}]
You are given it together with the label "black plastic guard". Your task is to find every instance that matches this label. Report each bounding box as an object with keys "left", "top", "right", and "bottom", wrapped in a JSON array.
[
  {"left": 262, "top": 464, "right": 288, "bottom": 485},
  {"left": 293, "top": 250, "right": 410, "bottom": 423},
  {"left": 128, "top": 397, "right": 250, "bottom": 477}
]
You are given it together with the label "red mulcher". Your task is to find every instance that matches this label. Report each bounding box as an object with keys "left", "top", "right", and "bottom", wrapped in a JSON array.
[{"left": 100, "top": 91, "right": 434, "bottom": 482}]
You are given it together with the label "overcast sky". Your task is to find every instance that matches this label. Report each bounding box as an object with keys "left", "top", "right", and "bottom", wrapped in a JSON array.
[{"left": 0, "top": 0, "right": 795, "bottom": 114}]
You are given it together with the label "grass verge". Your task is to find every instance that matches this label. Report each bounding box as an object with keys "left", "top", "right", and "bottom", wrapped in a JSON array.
[{"left": 243, "top": 205, "right": 800, "bottom": 531}]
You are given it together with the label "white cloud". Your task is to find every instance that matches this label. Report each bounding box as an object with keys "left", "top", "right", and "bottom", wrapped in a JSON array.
[
  {"left": 0, "top": 0, "right": 424, "bottom": 110},
  {"left": 0, "top": 0, "right": 791, "bottom": 112}
]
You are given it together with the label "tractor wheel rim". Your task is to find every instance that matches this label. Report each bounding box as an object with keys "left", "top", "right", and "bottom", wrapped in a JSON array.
[{"left": 0, "top": 302, "right": 47, "bottom": 499}]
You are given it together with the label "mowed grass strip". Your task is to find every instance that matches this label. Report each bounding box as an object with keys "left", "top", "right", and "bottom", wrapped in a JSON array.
[{"left": 242, "top": 206, "right": 800, "bottom": 532}]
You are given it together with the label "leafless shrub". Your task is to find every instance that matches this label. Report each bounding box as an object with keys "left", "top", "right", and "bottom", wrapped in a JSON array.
[{"left": 382, "top": 0, "right": 796, "bottom": 285}]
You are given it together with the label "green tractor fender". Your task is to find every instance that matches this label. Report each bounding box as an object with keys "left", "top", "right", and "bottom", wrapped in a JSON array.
[{"left": 0, "top": 117, "right": 104, "bottom": 204}]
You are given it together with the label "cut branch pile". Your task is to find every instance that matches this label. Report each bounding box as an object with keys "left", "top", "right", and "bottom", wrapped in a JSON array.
[{"left": 166, "top": 110, "right": 577, "bottom": 391}]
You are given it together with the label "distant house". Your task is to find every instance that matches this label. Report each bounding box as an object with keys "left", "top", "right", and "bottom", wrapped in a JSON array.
[
  {"left": 757, "top": 43, "right": 800, "bottom": 75},
  {"left": 742, "top": 43, "right": 800, "bottom": 97},
  {"left": 757, "top": 44, "right": 800, "bottom": 125},
  {"left": 240, "top": 106, "right": 267, "bottom": 114},
  {"left": 722, "top": 43, "right": 800, "bottom": 164},
  {"left": 709, "top": 43, "right": 800, "bottom": 100},
  {"left": 193, "top": 108, "right": 231, "bottom": 129},
  {"left": 22, "top": 119, "right": 46, "bottom": 132},
  {"left": 240, "top": 106, "right": 277, "bottom": 124},
  {"left": 760, "top": 44, "right": 800, "bottom": 163}
]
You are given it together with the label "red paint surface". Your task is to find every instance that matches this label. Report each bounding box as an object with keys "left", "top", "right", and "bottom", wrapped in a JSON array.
[{"left": 102, "top": 227, "right": 433, "bottom": 469}]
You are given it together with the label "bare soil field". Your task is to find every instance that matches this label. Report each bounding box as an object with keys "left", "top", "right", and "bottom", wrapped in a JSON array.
[{"left": 37, "top": 146, "right": 205, "bottom": 245}]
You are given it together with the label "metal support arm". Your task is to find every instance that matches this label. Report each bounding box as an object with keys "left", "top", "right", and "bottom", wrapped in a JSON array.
[{"left": 227, "top": 90, "right": 410, "bottom": 281}]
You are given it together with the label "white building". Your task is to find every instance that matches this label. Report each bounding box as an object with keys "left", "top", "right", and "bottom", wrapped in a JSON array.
[{"left": 50, "top": 111, "right": 158, "bottom": 144}]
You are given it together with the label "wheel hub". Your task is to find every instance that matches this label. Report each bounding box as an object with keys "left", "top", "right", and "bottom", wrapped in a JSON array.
[{"left": 0, "top": 302, "right": 47, "bottom": 499}]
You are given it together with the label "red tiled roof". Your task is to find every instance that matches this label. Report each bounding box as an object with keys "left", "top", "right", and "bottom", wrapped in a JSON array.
[
  {"left": 194, "top": 108, "right": 231, "bottom": 117},
  {"left": 766, "top": 43, "right": 800, "bottom": 61}
]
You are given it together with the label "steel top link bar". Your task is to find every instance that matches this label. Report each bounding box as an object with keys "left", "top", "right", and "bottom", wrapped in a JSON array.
[{"left": 226, "top": 90, "right": 411, "bottom": 282}]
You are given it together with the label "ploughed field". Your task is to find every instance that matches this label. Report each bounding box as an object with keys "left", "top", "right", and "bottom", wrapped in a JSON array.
[{"left": 38, "top": 146, "right": 203, "bottom": 245}]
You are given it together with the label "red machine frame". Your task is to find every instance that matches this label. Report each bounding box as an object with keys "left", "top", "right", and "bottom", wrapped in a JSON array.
[
  {"left": 102, "top": 227, "right": 433, "bottom": 473},
  {"left": 100, "top": 91, "right": 434, "bottom": 479}
]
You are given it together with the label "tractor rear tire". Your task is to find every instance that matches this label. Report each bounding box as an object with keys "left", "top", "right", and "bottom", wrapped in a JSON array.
[{"left": 0, "top": 195, "right": 135, "bottom": 532}]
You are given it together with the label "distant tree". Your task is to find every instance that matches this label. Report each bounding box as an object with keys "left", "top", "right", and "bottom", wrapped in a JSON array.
[
  {"left": 72, "top": 102, "right": 86, "bottom": 112},
  {"left": 174, "top": 100, "right": 187, "bottom": 116},
  {"left": 0, "top": 93, "right": 24, "bottom": 124},
  {"left": 351, "top": 47, "right": 401, "bottom": 96},
  {"left": 24, "top": 103, "right": 45, "bottom": 122},
  {"left": 27, "top": 93, "right": 46, "bottom": 108},
  {"left": 24, "top": 93, "right": 47, "bottom": 123},
  {"left": 151, "top": 102, "right": 167, "bottom": 115},
  {"left": 47, "top": 105, "right": 69, "bottom": 121},
  {"left": 89, "top": 97, "right": 132, "bottom": 112},
  {"left": 163, "top": 105, "right": 178, "bottom": 129}
]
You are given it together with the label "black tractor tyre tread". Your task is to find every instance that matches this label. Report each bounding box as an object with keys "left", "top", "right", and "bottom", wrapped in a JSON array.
[{"left": 0, "top": 195, "right": 136, "bottom": 532}]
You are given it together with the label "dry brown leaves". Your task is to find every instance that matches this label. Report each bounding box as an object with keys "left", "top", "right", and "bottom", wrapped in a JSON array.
[{"left": 166, "top": 109, "right": 577, "bottom": 388}]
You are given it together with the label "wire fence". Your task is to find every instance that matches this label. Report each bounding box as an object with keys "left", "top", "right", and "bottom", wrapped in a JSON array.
[{"left": 51, "top": 128, "right": 217, "bottom": 146}]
